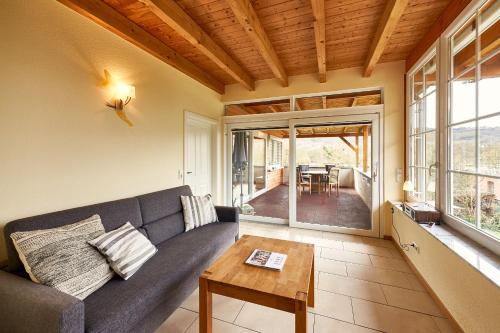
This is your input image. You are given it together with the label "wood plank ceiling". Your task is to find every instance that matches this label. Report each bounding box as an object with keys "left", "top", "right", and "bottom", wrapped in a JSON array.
[{"left": 59, "top": 0, "right": 452, "bottom": 93}]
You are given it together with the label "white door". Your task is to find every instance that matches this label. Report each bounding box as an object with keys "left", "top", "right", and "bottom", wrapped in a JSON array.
[{"left": 185, "top": 114, "right": 215, "bottom": 196}]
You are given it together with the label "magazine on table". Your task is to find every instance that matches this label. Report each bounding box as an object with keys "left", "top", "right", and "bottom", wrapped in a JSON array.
[{"left": 245, "top": 249, "right": 287, "bottom": 271}]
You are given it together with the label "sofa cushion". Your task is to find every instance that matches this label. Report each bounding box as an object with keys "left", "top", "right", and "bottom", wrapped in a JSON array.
[
  {"left": 4, "top": 197, "right": 143, "bottom": 272},
  {"left": 83, "top": 222, "right": 238, "bottom": 333},
  {"left": 10, "top": 214, "right": 114, "bottom": 300},
  {"left": 137, "top": 186, "right": 193, "bottom": 245},
  {"left": 181, "top": 194, "right": 218, "bottom": 232},
  {"left": 89, "top": 222, "right": 158, "bottom": 280}
]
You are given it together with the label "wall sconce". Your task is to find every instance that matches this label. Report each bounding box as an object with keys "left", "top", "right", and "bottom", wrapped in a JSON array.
[{"left": 103, "top": 70, "right": 135, "bottom": 127}]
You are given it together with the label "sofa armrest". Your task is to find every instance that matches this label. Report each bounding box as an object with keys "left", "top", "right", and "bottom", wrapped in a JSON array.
[
  {"left": 0, "top": 271, "right": 84, "bottom": 333},
  {"left": 215, "top": 206, "right": 239, "bottom": 224}
]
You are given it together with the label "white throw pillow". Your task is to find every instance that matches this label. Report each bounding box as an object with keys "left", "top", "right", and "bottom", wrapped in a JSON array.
[
  {"left": 88, "top": 222, "right": 157, "bottom": 280},
  {"left": 181, "top": 194, "right": 218, "bottom": 232},
  {"left": 10, "top": 214, "right": 114, "bottom": 300}
]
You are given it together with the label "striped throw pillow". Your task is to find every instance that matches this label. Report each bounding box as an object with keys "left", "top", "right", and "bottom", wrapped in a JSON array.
[
  {"left": 88, "top": 222, "right": 157, "bottom": 280},
  {"left": 181, "top": 194, "right": 218, "bottom": 232},
  {"left": 10, "top": 214, "right": 114, "bottom": 300}
]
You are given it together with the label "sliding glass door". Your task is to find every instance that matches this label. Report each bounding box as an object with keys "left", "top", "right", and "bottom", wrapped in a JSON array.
[
  {"left": 226, "top": 113, "right": 381, "bottom": 237},
  {"left": 289, "top": 115, "right": 381, "bottom": 237}
]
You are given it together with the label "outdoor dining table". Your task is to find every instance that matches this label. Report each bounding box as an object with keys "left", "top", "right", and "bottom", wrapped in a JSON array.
[{"left": 302, "top": 170, "right": 328, "bottom": 193}]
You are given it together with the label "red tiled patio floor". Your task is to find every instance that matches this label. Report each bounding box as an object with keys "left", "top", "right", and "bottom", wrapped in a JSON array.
[{"left": 247, "top": 185, "right": 371, "bottom": 230}]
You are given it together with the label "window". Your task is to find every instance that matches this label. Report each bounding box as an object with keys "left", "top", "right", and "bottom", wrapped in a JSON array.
[
  {"left": 448, "top": 0, "right": 500, "bottom": 239},
  {"left": 268, "top": 138, "right": 283, "bottom": 166},
  {"left": 408, "top": 53, "right": 438, "bottom": 206}
]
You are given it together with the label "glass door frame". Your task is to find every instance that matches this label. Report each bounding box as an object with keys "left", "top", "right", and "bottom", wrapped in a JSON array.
[
  {"left": 288, "top": 114, "right": 382, "bottom": 238},
  {"left": 224, "top": 106, "right": 384, "bottom": 237},
  {"left": 225, "top": 119, "right": 290, "bottom": 225}
]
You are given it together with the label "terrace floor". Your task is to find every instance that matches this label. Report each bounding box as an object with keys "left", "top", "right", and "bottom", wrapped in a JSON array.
[
  {"left": 247, "top": 185, "right": 371, "bottom": 230},
  {"left": 157, "top": 222, "right": 455, "bottom": 333}
]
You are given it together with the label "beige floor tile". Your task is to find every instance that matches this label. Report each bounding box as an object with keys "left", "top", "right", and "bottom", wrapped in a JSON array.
[
  {"left": 405, "top": 273, "right": 427, "bottom": 292},
  {"left": 303, "top": 236, "right": 344, "bottom": 250},
  {"left": 323, "top": 232, "right": 365, "bottom": 242},
  {"left": 343, "top": 242, "right": 395, "bottom": 258},
  {"left": 156, "top": 308, "right": 197, "bottom": 333},
  {"left": 346, "top": 263, "right": 413, "bottom": 289},
  {"left": 318, "top": 272, "right": 386, "bottom": 303},
  {"left": 186, "top": 318, "right": 255, "bottom": 333},
  {"left": 308, "top": 289, "right": 354, "bottom": 322},
  {"left": 235, "top": 302, "right": 314, "bottom": 333},
  {"left": 314, "top": 314, "right": 379, "bottom": 333},
  {"left": 316, "top": 257, "right": 347, "bottom": 276},
  {"left": 433, "top": 317, "right": 460, "bottom": 333},
  {"left": 369, "top": 255, "right": 412, "bottom": 273},
  {"left": 352, "top": 298, "right": 441, "bottom": 333},
  {"left": 361, "top": 237, "right": 396, "bottom": 249},
  {"left": 181, "top": 288, "right": 245, "bottom": 322},
  {"left": 321, "top": 247, "right": 372, "bottom": 265},
  {"left": 381, "top": 285, "right": 443, "bottom": 317}
]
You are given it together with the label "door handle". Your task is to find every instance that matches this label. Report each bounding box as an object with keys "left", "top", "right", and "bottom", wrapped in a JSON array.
[{"left": 187, "top": 171, "right": 193, "bottom": 174}]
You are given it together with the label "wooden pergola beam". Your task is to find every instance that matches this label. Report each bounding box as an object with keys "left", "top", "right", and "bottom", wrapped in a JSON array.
[
  {"left": 363, "top": 0, "right": 409, "bottom": 77},
  {"left": 140, "top": 0, "right": 254, "bottom": 91},
  {"left": 283, "top": 133, "right": 360, "bottom": 139},
  {"left": 225, "top": 0, "right": 288, "bottom": 87},
  {"left": 339, "top": 136, "right": 357, "bottom": 152},
  {"left": 310, "top": 0, "right": 326, "bottom": 83},
  {"left": 355, "top": 134, "right": 359, "bottom": 167},
  {"left": 57, "top": 0, "right": 224, "bottom": 94},
  {"left": 268, "top": 105, "right": 280, "bottom": 113}
]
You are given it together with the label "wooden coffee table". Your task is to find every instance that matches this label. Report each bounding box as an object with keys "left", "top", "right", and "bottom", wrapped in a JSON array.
[{"left": 199, "top": 235, "right": 315, "bottom": 333}]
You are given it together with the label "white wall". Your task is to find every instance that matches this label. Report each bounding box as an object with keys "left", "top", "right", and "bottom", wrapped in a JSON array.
[{"left": 0, "top": 0, "right": 224, "bottom": 262}]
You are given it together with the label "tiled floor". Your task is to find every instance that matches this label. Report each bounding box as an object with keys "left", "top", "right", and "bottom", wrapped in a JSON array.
[
  {"left": 157, "top": 222, "right": 458, "bottom": 333},
  {"left": 247, "top": 185, "right": 371, "bottom": 229}
]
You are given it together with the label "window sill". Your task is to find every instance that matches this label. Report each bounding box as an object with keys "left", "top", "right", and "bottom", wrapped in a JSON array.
[{"left": 392, "top": 202, "right": 500, "bottom": 287}]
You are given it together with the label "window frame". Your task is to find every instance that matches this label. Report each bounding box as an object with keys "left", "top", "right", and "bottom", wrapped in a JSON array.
[
  {"left": 406, "top": 47, "right": 440, "bottom": 207},
  {"left": 440, "top": 0, "right": 500, "bottom": 254}
]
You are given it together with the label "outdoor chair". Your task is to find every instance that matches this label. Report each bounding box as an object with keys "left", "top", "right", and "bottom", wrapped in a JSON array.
[
  {"left": 297, "top": 168, "right": 312, "bottom": 196},
  {"left": 327, "top": 168, "right": 340, "bottom": 197}
]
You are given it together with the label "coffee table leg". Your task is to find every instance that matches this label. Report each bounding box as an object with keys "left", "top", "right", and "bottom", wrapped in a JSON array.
[
  {"left": 308, "top": 256, "right": 315, "bottom": 307},
  {"left": 199, "top": 276, "right": 212, "bottom": 333},
  {"left": 295, "top": 293, "right": 307, "bottom": 333}
]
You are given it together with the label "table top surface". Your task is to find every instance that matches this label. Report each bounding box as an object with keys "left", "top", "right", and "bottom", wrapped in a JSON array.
[
  {"left": 203, "top": 235, "right": 314, "bottom": 301},
  {"left": 302, "top": 170, "right": 328, "bottom": 175}
]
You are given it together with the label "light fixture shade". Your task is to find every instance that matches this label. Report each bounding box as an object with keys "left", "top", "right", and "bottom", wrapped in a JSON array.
[
  {"left": 403, "top": 180, "right": 415, "bottom": 192},
  {"left": 114, "top": 83, "right": 135, "bottom": 100}
]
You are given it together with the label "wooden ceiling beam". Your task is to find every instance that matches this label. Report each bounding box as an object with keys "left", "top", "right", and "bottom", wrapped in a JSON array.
[
  {"left": 322, "top": 96, "right": 327, "bottom": 109},
  {"left": 140, "top": 0, "right": 254, "bottom": 91},
  {"left": 351, "top": 97, "right": 357, "bottom": 107},
  {"left": 225, "top": 0, "right": 288, "bottom": 87},
  {"left": 283, "top": 133, "right": 359, "bottom": 138},
  {"left": 57, "top": 0, "right": 224, "bottom": 94},
  {"left": 310, "top": 0, "right": 326, "bottom": 83},
  {"left": 363, "top": 0, "right": 409, "bottom": 77}
]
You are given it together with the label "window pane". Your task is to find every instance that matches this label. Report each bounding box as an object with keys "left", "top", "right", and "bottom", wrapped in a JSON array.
[
  {"left": 413, "top": 69, "right": 424, "bottom": 101},
  {"left": 424, "top": 56, "right": 437, "bottom": 94},
  {"left": 426, "top": 168, "right": 437, "bottom": 206},
  {"left": 415, "top": 168, "right": 425, "bottom": 200},
  {"left": 450, "top": 121, "right": 476, "bottom": 172},
  {"left": 413, "top": 135, "right": 424, "bottom": 167},
  {"left": 410, "top": 104, "right": 419, "bottom": 135},
  {"left": 451, "top": 68, "right": 476, "bottom": 123},
  {"left": 479, "top": 0, "right": 500, "bottom": 60},
  {"left": 425, "top": 91, "right": 437, "bottom": 131},
  {"left": 479, "top": 53, "right": 500, "bottom": 117},
  {"left": 479, "top": 176, "right": 500, "bottom": 239},
  {"left": 425, "top": 131, "right": 436, "bottom": 168},
  {"left": 479, "top": 115, "right": 500, "bottom": 176},
  {"left": 450, "top": 172, "right": 477, "bottom": 225},
  {"left": 452, "top": 16, "right": 476, "bottom": 77}
]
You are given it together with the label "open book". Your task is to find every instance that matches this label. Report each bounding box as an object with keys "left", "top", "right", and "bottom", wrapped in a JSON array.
[{"left": 245, "top": 249, "right": 287, "bottom": 271}]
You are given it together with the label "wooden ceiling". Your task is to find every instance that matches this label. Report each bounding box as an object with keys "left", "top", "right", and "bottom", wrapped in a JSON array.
[
  {"left": 261, "top": 124, "right": 371, "bottom": 138},
  {"left": 59, "top": 0, "right": 453, "bottom": 93},
  {"left": 225, "top": 90, "right": 382, "bottom": 115}
]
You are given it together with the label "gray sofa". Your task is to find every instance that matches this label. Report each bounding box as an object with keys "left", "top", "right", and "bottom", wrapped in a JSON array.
[{"left": 0, "top": 185, "right": 239, "bottom": 333}]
